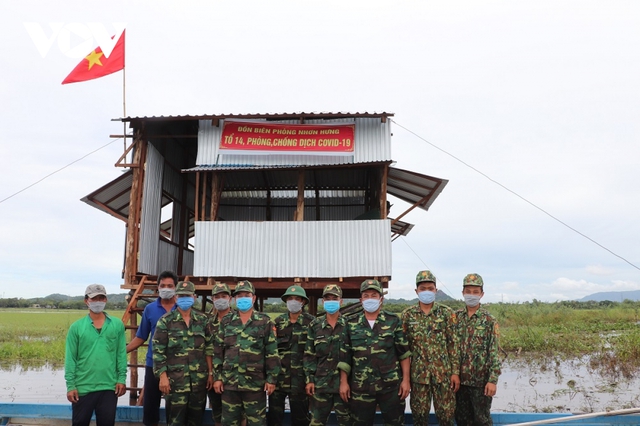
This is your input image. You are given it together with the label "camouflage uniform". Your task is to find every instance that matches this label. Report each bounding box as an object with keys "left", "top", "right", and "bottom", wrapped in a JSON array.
[
  {"left": 268, "top": 310, "right": 314, "bottom": 426},
  {"left": 207, "top": 283, "right": 233, "bottom": 425},
  {"left": 304, "top": 313, "right": 350, "bottom": 426},
  {"left": 338, "top": 280, "right": 411, "bottom": 426},
  {"left": 214, "top": 281, "right": 281, "bottom": 426},
  {"left": 153, "top": 282, "right": 214, "bottom": 426},
  {"left": 455, "top": 274, "right": 501, "bottom": 426},
  {"left": 401, "top": 270, "right": 460, "bottom": 426}
]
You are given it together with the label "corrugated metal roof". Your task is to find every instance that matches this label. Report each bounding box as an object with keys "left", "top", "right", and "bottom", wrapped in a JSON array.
[
  {"left": 193, "top": 220, "right": 392, "bottom": 278},
  {"left": 119, "top": 111, "right": 394, "bottom": 122},
  {"left": 387, "top": 167, "right": 448, "bottom": 211},
  {"left": 81, "top": 170, "right": 133, "bottom": 221}
]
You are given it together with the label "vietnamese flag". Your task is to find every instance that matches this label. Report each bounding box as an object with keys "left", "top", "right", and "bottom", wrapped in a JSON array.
[{"left": 62, "top": 30, "right": 125, "bottom": 84}]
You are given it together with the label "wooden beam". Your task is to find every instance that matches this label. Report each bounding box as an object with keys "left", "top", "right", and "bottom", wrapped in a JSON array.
[
  {"left": 194, "top": 172, "right": 200, "bottom": 221},
  {"left": 200, "top": 173, "right": 207, "bottom": 221},
  {"left": 124, "top": 133, "right": 146, "bottom": 286},
  {"left": 294, "top": 170, "right": 305, "bottom": 221},
  {"left": 390, "top": 194, "right": 431, "bottom": 226},
  {"left": 380, "top": 164, "right": 388, "bottom": 218}
]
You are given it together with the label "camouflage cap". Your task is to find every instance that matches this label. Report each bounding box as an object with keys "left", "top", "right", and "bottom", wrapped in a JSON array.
[
  {"left": 234, "top": 280, "right": 255, "bottom": 295},
  {"left": 322, "top": 284, "right": 343, "bottom": 298},
  {"left": 463, "top": 273, "right": 484, "bottom": 288},
  {"left": 85, "top": 284, "right": 107, "bottom": 298},
  {"left": 212, "top": 282, "right": 231, "bottom": 296},
  {"left": 281, "top": 285, "right": 309, "bottom": 302},
  {"left": 360, "top": 279, "right": 383, "bottom": 294},
  {"left": 416, "top": 270, "right": 436, "bottom": 285},
  {"left": 176, "top": 281, "right": 195, "bottom": 295}
]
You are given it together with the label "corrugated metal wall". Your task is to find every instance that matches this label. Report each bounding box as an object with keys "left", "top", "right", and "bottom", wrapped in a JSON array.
[
  {"left": 196, "top": 118, "right": 391, "bottom": 166},
  {"left": 139, "top": 144, "right": 163, "bottom": 274},
  {"left": 193, "top": 220, "right": 391, "bottom": 278}
]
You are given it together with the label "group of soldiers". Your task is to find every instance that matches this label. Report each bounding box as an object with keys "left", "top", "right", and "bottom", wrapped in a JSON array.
[{"left": 65, "top": 270, "right": 501, "bottom": 426}]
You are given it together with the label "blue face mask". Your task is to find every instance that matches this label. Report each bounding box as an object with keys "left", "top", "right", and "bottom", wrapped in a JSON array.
[
  {"left": 362, "top": 298, "right": 381, "bottom": 313},
  {"left": 324, "top": 300, "right": 340, "bottom": 314},
  {"left": 176, "top": 297, "right": 194, "bottom": 310},
  {"left": 236, "top": 296, "right": 254, "bottom": 312},
  {"left": 418, "top": 290, "right": 436, "bottom": 305}
]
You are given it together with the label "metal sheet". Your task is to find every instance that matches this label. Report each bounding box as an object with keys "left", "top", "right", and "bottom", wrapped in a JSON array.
[
  {"left": 193, "top": 220, "right": 391, "bottom": 278},
  {"left": 138, "top": 144, "right": 163, "bottom": 274}
]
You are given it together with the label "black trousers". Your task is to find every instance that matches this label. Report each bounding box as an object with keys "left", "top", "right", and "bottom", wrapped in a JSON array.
[
  {"left": 143, "top": 366, "right": 164, "bottom": 425},
  {"left": 72, "top": 390, "right": 117, "bottom": 426}
]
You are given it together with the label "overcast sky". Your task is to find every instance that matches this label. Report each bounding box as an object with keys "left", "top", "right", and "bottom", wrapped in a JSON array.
[{"left": 1, "top": 1, "right": 639, "bottom": 303}]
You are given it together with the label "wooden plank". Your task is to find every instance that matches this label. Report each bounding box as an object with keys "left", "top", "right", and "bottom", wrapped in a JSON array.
[{"left": 294, "top": 170, "right": 305, "bottom": 221}]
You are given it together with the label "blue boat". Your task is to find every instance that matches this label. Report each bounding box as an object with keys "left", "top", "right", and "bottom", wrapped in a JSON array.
[{"left": 2, "top": 403, "right": 640, "bottom": 426}]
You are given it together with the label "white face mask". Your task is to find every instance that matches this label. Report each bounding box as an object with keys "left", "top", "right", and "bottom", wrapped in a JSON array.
[
  {"left": 214, "top": 298, "right": 230, "bottom": 311},
  {"left": 287, "top": 300, "right": 304, "bottom": 313},
  {"left": 463, "top": 294, "right": 482, "bottom": 307},
  {"left": 159, "top": 288, "right": 176, "bottom": 300},
  {"left": 88, "top": 301, "right": 106, "bottom": 314}
]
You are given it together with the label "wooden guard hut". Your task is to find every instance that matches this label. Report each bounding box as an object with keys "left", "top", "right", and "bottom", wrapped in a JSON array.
[{"left": 82, "top": 111, "right": 448, "bottom": 404}]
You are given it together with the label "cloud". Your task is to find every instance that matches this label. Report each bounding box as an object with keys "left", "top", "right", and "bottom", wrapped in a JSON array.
[{"left": 586, "top": 265, "right": 615, "bottom": 276}]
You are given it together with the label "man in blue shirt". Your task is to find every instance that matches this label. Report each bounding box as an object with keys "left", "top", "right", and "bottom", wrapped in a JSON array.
[{"left": 126, "top": 271, "right": 178, "bottom": 426}]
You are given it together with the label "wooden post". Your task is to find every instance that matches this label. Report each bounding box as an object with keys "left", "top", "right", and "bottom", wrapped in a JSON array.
[
  {"left": 380, "top": 165, "right": 388, "bottom": 218},
  {"left": 200, "top": 173, "right": 208, "bottom": 221},
  {"left": 294, "top": 170, "right": 305, "bottom": 221},
  {"left": 124, "top": 133, "right": 147, "bottom": 286},
  {"left": 210, "top": 173, "right": 223, "bottom": 222},
  {"left": 195, "top": 172, "right": 200, "bottom": 221}
]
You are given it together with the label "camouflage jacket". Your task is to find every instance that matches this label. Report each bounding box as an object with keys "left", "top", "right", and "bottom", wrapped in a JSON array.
[
  {"left": 274, "top": 311, "right": 315, "bottom": 393},
  {"left": 152, "top": 309, "right": 214, "bottom": 393},
  {"left": 303, "top": 315, "right": 346, "bottom": 394},
  {"left": 401, "top": 303, "right": 460, "bottom": 384},
  {"left": 213, "top": 310, "right": 281, "bottom": 392},
  {"left": 456, "top": 306, "right": 501, "bottom": 387},
  {"left": 337, "top": 310, "right": 411, "bottom": 394}
]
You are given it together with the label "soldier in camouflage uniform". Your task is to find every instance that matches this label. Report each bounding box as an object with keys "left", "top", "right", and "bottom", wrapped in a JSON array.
[
  {"left": 153, "top": 281, "right": 214, "bottom": 426},
  {"left": 401, "top": 270, "right": 460, "bottom": 426},
  {"left": 455, "top": 274, "right": 501, "bottom": 426},
  {"left": 303, "top": 284, "right": 350, "bottom": 426},
  {"left": 207, "top": 283, "right": 244, "bottom": 426},
  {"left": 213, "top": 280, "right": 281, "bottom": 426},
  {"left": 338, "top": 279, "right": 411, "bottom": 426},
  {"left": 268, "top": 285, "right": 314, "bottom": 426}
]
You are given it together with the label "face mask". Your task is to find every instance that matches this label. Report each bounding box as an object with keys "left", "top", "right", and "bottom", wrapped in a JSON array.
[
  {"left": 176, "top": 297, "right": 194, "bottom": 310},
  {"left": 362, "top": 298, "right": 381, "bottom": 313},
  {"left": 464, "top": 294, "right": 482, "bottom": 307},
  {"left": 323, "top": 300, "right": 340, "bottom": 314},
  {"left": 88, "top": 301, "right": 106, "bottom": 314},
  {"left": 418, "top": 290, "right": 436, "bottom": 305},
  {"left": 287, "top": 300, "right": 304, "bottom": 313},
  {"left": 159, "top": 288, "right": 175, "bottom": 300},
  {"left": 214, "top": 298, "right": 230, "bottom": 311},
  {"left": 236, "top": 297, "right": 254, "bottom": 312}
]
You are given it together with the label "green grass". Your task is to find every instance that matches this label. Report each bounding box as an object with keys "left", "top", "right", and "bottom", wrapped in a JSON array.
[{"left": 0, "top": 309, "right": 124, "bottom": 368}]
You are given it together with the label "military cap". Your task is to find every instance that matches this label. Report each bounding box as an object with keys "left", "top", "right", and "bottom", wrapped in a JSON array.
[
  {"left": 85, "top": 284, "right": 107, "bottom": 298},
  {"left": 463, "top": 273, "right": 484, "bottom": 288},
  {"left": 322, "top": 284, "right": 343, "bottom": 298},
  {"left": 416, "top": 270, "right": 437, "bottom": 285},
  {"left": 360, "top": 279, "right": 383, "bottom": 294},
  {"left": 212, "top": 282, "right": 231, "bottom": 295},
  {"left": 281, "top": 285, "right": 309, "bottom": 302},
  {"left": 234, "top": 280, "right": 255, "bottom": 295},
  {"left": 176, "top": 281, "right": 195, "bottom": 295}
]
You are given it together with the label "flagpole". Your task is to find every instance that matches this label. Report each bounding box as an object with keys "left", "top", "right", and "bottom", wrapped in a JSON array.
[{"left": 122, "top": 40, "right": 127, "bottom": 154}]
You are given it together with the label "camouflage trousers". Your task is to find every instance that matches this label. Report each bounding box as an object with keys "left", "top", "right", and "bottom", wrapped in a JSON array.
[
  {"left": 410, "top": 381, "right": 455, "bottom": 426},
  {"left": 455, "top": 385, "right": 493, "bottom": 426},
  {"left": 309, "top": 392, "right": 350, "bottom": 426},
  {"left": 207, "top": 389, "right": 222, "bottom": 424},
  {"left": 222, "top": 390, "right": 267, "bottom": 426},
  {"left": 268, "top": 389, "right": 310, "bottom": 426},
  {"left": 165, "top": 389, "right": 207, "bottom": 426},
  {"left": 350, "top": 388, "right": 405, "bottom": 426}
]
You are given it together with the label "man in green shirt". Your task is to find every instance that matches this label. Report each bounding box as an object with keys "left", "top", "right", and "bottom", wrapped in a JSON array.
[{"left": 64, "top": 284, "right": 127, "bottom": 426}]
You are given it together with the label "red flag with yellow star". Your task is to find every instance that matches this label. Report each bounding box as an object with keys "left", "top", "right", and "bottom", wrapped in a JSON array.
[{"left": 61, "top": 30, "right": 125, "bottom": 84}]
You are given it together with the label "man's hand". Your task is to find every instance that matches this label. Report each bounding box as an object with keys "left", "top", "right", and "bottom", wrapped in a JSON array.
[
  {"left": 67, "top": 390, "right": 79, "bottom": 403},
  {"left": 264, "top": 382, "right": 275, "bottom": 396},
  {"left": 213, "top": 380, "right": 224, "bottom": 394},
  {"left": 484, "top": 382, "right": 497, "bottom": 397},
  {"left": 305, "top": 383, "right": 315, "bottom": 396},
  {"left": 339, "top": 379, "right": 350, "bottom": 403},
  {"left": 115, "top": 383, "right": 126, "bottom": 397},
  {"left": 206, "top": 375, "right": 214, "bottom": 390},
  {"left": 159, "top": 374, "right": 170, "bottom": 395},
  {"left": 451, "top": 374, "right": 460, "bottom": 392},
  {"left": 398, "top": 378, "right": 410, "bottom": 400}
]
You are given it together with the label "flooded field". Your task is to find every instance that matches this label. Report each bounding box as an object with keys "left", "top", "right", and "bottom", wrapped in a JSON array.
[{"left": 2, "top": 356, "right": 639, "bottom": 412}]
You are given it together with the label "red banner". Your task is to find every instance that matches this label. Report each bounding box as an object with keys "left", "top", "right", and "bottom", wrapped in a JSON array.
[{"left": 219, "top": 121, "right": 355, "bottom": 154}]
